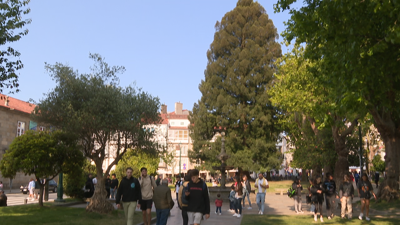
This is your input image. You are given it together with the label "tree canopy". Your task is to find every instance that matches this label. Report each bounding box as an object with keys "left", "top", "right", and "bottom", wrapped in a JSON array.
[
  {"left": 275, "top": 0, "right": 400, "bottom": 199},
  {"left": 189, "top": 0, "right": 282, "bottom": 172},
  {"left": 0, "top": 0, "right": 31, "bottom": 93},
  {"left": 0, "top": 130, "right": 84, "bottom": 206},
  {"left": 32, "top": 54, "right": 161, "bottom": 213}
]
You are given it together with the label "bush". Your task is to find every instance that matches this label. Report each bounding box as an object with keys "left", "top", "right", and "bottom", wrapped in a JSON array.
[{"left": 63, "top": 159, "right": 95, "bottom": 199}]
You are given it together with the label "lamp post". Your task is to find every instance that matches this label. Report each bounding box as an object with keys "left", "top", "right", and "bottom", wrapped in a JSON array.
[
  {"left": 179, "top": 142, "right": 181, "bottom": 177},
  {"left": 54, "top": 172, "right": 65, "bottom": 202}
]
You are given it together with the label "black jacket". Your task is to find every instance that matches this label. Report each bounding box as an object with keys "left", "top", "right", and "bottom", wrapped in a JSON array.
[
  {"left": 0, "top": 193, "right": 7, "bottom": 207},
  {"left": 116, "top": 176, "right": 142, "bottom": 204},
  {"left": 339, "top": 181, "right": 354, "bottom": 198},
  {"left": 323, "top": 179, "right": 336, "bottom": 196},
  {"left": 185, "top": 179, "right": 210, "bottom": 215},
  {"left": 292, "top": 182, "right": 303, "bottom": 196},
  {"left": 110, "top": 178, "right": 118, "bottom": 189},
  {"left": 310, "top": 182, "right": 324, "bottom": 203}
]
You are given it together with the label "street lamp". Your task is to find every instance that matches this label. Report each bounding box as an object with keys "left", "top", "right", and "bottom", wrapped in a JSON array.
[{"left": 178, "top": 142, "right": 181, "bottom": 178}]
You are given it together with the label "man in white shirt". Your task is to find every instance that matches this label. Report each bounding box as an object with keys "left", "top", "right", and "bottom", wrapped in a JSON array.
[
  {"left": 254, "top": 173, "right": 269, "bottom": 215},
  {"left": 92, "top": 176, "right": 98, "bottom": 190}
]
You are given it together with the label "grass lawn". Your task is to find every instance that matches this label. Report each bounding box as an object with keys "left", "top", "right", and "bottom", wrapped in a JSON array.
[
  {"left": 0, "top": 204, "right": 155, "bottom": 225},
  {"left": 241, "top": 215, "right": 399, "bottom": 225},
  {"left": 359, "top": 198, "right": 400, "bottom": 211}
]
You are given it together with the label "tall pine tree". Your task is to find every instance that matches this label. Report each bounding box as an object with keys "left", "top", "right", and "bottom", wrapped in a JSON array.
[{"left": 189, "top": 0, "right": 282, "bottom": 172}]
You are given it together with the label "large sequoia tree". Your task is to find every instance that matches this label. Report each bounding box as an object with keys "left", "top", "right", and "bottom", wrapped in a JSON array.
[{"left": 189, "top": 0, "right": 282, "bottom": 172}]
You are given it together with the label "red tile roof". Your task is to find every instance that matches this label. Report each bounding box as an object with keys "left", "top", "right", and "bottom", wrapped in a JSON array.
[{"left": 0, "top": 94, "right": 36, "bottom": 114}]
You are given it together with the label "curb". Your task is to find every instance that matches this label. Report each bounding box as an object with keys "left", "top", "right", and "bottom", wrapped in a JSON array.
[{"left": 136, "top": 216, "right": 156, "bottom": 225}]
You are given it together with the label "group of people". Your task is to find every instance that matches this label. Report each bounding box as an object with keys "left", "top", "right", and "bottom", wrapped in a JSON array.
[
  {"left": 84, "top": 173, "right": 119, "bottom": 199},
  {"left": 293, "top": 172, "right": 377, "bottom": 222}
]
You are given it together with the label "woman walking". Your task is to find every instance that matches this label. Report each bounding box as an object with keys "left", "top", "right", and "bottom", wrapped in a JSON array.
[
  {"left": 339, "top": 174, "right": 354, "bottom": 219},
  {"left": 357, "top": 173, "right": 377, "bottom": 221},
  {"left": 311, "top": 176, "right": 324, "bottom": 222},
  {"left": 233, "top": 176, "right": 243, "bottom": 218}
]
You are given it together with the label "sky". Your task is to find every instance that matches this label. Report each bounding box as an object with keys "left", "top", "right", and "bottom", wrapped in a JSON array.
[{"left": 6, "top": 0, "right": 302, "bottom": 112}]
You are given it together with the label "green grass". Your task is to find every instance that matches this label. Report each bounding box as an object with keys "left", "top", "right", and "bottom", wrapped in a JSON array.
[
  {"left": 361, "top": 199, "right": 400, "bottom": 211},
  {"left": 241, "top": 215, "right": 399, "bottom": 225},
  {"left": 0, "top": 204, "right": 155, "bottom": 225}
]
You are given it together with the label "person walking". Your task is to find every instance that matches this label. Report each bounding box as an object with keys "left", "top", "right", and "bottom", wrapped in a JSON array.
[
  {"left": 0, "top": 181, "right": 3, "bottom": 191},
  {"left": 311, "top": 176, "right": 324, "bottom": 222},
  {"left": 292, "top": 177, "right": 304, "bottom": 213},
  {"left": 354, "top": 172, "right": 360, "bottom": 185},
  {"left": 339, "top": 174, "right": 354, "bottom": 219},
  {"left": 28, "top": 178, "right": 35, "bottom": 201},
  {"left": 228, "top": 185, "right": 235, "bottom": 213},
  {"left": 92, "top": 176, "right": 97, "bottom": 190},
  {"left": 215, "top": 194, "right": 223, "bottom": 215},
  {"left": 184, "top": 169, "right": 210, "bottom": 225},
  {"left": 105, "top": 174, "right": 111, "bottom": 199},
  {"left": 254, "top": 172, "right": 269, "bottom": 215},
  {"left": 110, "top": 173, "right": 118, "bottom": 200},
  {"left": 175, "top": 176, "right": 182, "bottom": 208},
  {"left": 138, "top": 167, "right": 157, "bottom": 225},
  {"left": 307, "top": 179, "right": 315, "bottom": 214},
  {"left": 357, "top": 173, "right": 377, "bottom": 221},
  {"left": 323, "top": 172, "right": 337, "bottom": 219},
  {"left": 116, "top": 167, "right": 142, "bottom": 225},
  {"left": 233, "top": 176, "right": 243, "bottom": 218},
  {"left": 178, "top": 172, "right": 192, "bottom": 225},
  {"left": 153, "top": 179, "right": 174, "bottom": 225},
  {"left": 242, "top": 175, "right": 252, "bottom": 209},
  {"left": 0, "top": 190, "right": 7, "bottom": 207},
  {"left": 374, "top": 171, "right": 380, "bottom": 188},
  {"left": 85, "top": 174, "right": 94, "bottom": 199}
]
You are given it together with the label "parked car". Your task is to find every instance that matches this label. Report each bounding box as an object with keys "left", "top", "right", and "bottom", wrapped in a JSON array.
[{"left": 20, "top": 179, "right": 57, "bottom": 194}]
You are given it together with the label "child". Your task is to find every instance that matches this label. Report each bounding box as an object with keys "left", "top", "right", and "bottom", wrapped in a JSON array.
[
  {"left": 228, "top": 185, "right": 235, "bottom": 213},
  {"left": 215, "top": 194, "right": 223, "bottom": 215}
]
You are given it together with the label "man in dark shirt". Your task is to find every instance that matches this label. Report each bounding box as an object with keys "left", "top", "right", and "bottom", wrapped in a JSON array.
[
  {"left": 105, "top": 174, "right": 111, "bottom": 199},
  {"left": 116, "top": 167, "right": 142, "bottom": 225},
  {"left": 0, "top": 190, "right": 7, "bottom": 207},
  {"left": 185, "top": 169, "right": 210, "bottom": 225},
  {"left": 110, "top": 173, "right": 118, "bottom": 200},
  {"left": 323, "top": 173, "right": 337, "bottom": 220}
]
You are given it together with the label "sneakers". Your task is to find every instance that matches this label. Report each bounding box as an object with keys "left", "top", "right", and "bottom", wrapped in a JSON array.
[
  {"left": 320, "top": 216, "right": 324, "bottom": 222},
  {"left": 258, "top": 211, "right": 261, "bottom": 214},
  {"left": 260, "top": 211, "right": 263, "bottom": 215},
  {"left": 237, "top": 214, "right": 241, "bottom": 218},
  {"left": 299, "top": 211, "right": 304, "bottom": 214},
  {"left": 295, "top": 211, "right": 299, "bottom": 214},
  {"left": 233, "top": 213, "right": 238, "bottom": 217},
  {"left": 359, "top": 213, "right": 363, "bottom": 220},
  {"left": 328, "top": 216, "right": 331, "bottom": 220},
  {"left": 215, "top": 212, "right": 217, "bottom": 214},
  {"left": 248, "top": 206, "right": 252, "bottom": 209},
  {"left": 366, "top": 217, "right": 370, "bottom": 221},
  {"left": 219, "top": 213, "right": 221, "bottom": 215},
  {"left": 314, "top": 215, "right": 318, "bottom": 222}
]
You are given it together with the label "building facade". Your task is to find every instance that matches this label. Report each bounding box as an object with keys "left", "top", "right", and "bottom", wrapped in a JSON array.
[{"left": 0, "top": 94, "right": 42, "bottom": 188}]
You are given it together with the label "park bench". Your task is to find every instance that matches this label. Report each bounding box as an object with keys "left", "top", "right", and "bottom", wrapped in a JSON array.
[{"left": 275, "top": 188, "right": 287, "bottom": 195}]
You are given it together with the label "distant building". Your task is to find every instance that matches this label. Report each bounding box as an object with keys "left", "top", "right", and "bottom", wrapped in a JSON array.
[{"left": 0, "top": 94, "right": 42, "bottom": 188}]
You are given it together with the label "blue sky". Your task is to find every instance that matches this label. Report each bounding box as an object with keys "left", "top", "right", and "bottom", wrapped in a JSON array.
[{"left": 7, "top": 0, "right": 301, "bottom": 112}]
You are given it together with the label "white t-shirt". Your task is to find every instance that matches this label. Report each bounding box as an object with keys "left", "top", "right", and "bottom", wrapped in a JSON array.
[
  {"left": 92, "top": 178, "right": 97, "bottom": 185},
  {"left": 258, "top": 178, "right": 269, "bottom": 193}
]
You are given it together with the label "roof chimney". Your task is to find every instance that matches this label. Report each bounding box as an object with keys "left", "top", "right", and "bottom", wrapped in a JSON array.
[
  {"left": 175, "top": 102, "right": 183, "bottom": 115},
  {"left": 161, "top": 104, "right": 167, "bottom": 114}
]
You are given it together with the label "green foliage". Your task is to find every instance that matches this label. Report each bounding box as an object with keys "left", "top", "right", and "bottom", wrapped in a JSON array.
[
  {"left": 32, "top": 53, "right": 161, "bottom": 179},
  {"left": 0, "top": 0, "right": 31, "bottom": 93},
  {"left": 63, "top": 160, "right": 94, "bottom": 199},
  {"left": 189, "top": 0, "right": 282, "bottom": 172},
  {"left": 114, "top": 149, "right": 159, "bottom": 181},
  {"left": 372, "top": 154, "right": 385, "bottom": 173}
]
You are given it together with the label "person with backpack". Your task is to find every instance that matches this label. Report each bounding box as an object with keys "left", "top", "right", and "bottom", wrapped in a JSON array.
[
  {"left": 242, "top": 175, "right": 252, "bottom": 209},
  {"left": 339, "top": 174, "right": 354, "bottom": 219},
  {"left": 323, "top": 172, "right": 337, "bottom": 220},
  {"left": 254, "top": 172, "right": 269, "bottom": 215},
  {"left": 138, "top": 167, "right": 157, "bottom": 225},
  {"left": 175, "top": 176, "right": 182, "bottom": 208},
  {"left": 357, "top": 173, "right": 377, "bottom": 221},
  {"left": 354, "top": 172, "right": 360, "bottom": 185},
  {"left": 291, "top": 177, "right": 303, "bottom": 213},
  {"left": 311, "top": 176, "right": 324, "bottom": 222},
  {"left": 184, "top": 169, "right": 210, "bottom": 225},
  {"left": 178, "top": 171, "right": 192, "bottom": 225},
  {"left": 116, "top": 167, "right": 142, "bottom": 225}
]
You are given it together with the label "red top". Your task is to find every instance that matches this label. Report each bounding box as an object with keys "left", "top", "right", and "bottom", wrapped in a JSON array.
[{"left": 215, "top": 199, "right": 223, "bottom": 207}]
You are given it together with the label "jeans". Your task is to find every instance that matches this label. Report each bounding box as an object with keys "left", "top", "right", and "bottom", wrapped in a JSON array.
[
  {"left": 122, "top": 201, "right": 137, "bottom": 225},
  {"left": 230, "top": 200, "right": 234, "bottom": 210},
  {"left": 182, "top": 207, "right": 188, "bottom": 225},
  {"left": 242, "top": 191, "right": 252, "bottom": 207},
  {"left": 156, "top": 208, "right": 170, "bottom": 225},
  {"left": 216, "top": 206, "right": 221, "bottom": 213},
  {"left": 176, "top": 192, "right": 180, "bottom": 208},
  {"left": 234, "top": 198, "right": 242, "bottom": 214},
  {"left": 110, "top": 188, "right": 116, "bottom": 199},
  {"left": 256, "top": 193, "right": 265, "bottom": 213},
  {"left": 325, "top": 195, "right": 335, "bottom": 217}
]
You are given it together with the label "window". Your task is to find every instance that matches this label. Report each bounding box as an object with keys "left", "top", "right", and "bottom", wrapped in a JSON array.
[
  {"left": 171, "top": 122, "right": 175, "bottom": 125},
  {"left": 180, "top": 122, "right": 184, "bottom": 125},
  {"left": 17, "top": 121, "right": 25, "bottom": 136},
  {"left": 39, "top": 126, "right": 45, "bottom": 131},
  {"left": 168, "top": 130, "right": 189, "bottom": 141}
]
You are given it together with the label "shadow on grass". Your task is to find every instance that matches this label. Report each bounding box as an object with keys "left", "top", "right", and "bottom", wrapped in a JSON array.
[{"left": 241, "top": 215, "right": 399, "bottom": 225}]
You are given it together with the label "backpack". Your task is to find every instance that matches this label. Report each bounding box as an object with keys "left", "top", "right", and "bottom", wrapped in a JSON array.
[
  {"left": 287, "top": 187, "right": 296, "bottom": 198},
  {"left": 181, "top": 181, "right": 206, "bottom": 205}
]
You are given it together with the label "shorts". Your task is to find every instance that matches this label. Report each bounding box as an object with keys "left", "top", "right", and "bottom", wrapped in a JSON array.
[
  {"left": 188, "top": 212, "right": 203, "bottom": 224},
  {"left": 139, "top": 199, "right": 153, "bottom": 211},
  {"left": 29, "top": 189, "right": 34, "bottom": 195}
]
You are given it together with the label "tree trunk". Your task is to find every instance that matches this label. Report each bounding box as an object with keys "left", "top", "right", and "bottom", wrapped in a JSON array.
[
  {"left": 86, "top": 163, "right": 114, "bottom": 213},
  {"left": 370, "top": 110, "right": 400, "bottom": 201},
  {"left": 323, "top": 164, "right": 333, "bottom": 180},
  {"left": 301, "top": 169, "right": 308, "bottom": 182},
  {"left": 38, "top": 184, "right": 44, "bottom": 207}
]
